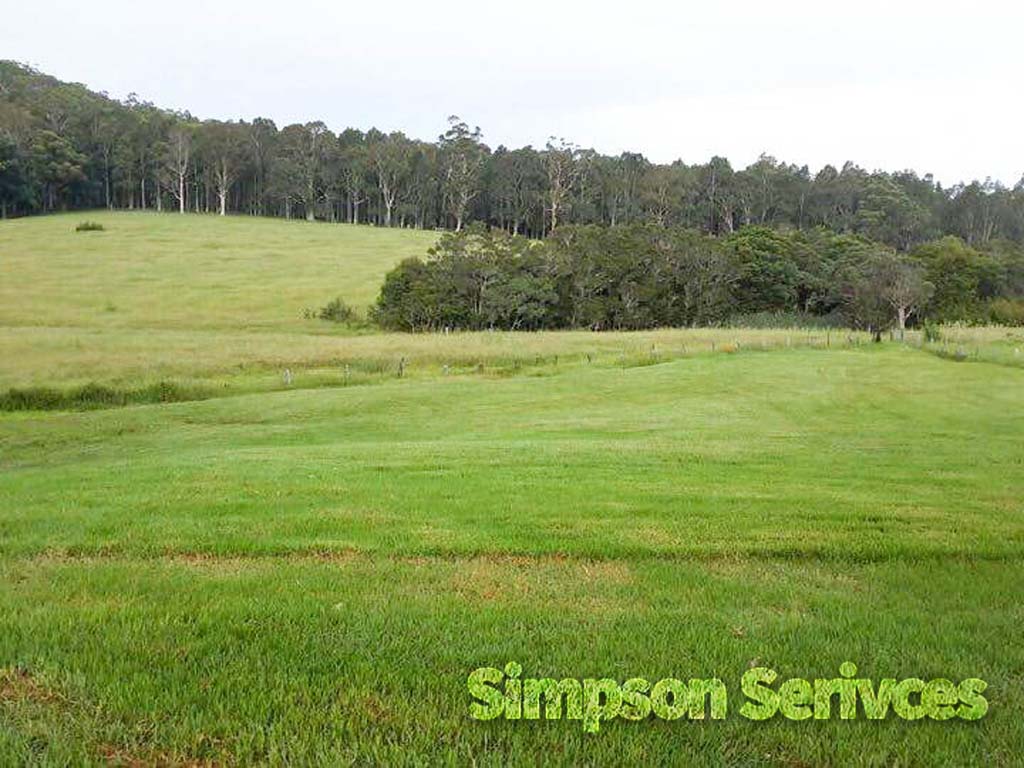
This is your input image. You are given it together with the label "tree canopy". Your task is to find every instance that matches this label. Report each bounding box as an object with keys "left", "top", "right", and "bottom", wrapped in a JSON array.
[
  {"left": 3, "top": 60, "right": 1023, "bottom": 329},
  {"left": 2, "top": 60, "right": 1023, "bottom": 254}
]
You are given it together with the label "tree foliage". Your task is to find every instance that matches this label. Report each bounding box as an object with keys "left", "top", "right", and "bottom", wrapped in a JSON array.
[
  {"left": 3, "top": 59, "right": 1024, "bottom": 255},
  {"left": 2, "top": 60, "right": 1024, "bottom": 327}
]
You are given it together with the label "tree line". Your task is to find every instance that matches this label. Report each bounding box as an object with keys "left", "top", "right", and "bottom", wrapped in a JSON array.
[
  {"left": 3, "top": 60, "right": 1024, "bottom": 255},
  {"left": 373, "top": 225, "right": 1024, "bottom": 333}
]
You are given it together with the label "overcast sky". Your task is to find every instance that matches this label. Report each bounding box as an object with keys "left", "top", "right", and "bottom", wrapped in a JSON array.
[{"left": 3, "top": 0, "right": 1021, "bottom": 186}]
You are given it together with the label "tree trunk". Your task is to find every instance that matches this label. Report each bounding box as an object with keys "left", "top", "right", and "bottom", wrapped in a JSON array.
[
  {"left": 179, "top": 175, "right": 185, "bottom": 214},
  {"left": 104, "top": 158, "right": 111, "bottom": 209}
]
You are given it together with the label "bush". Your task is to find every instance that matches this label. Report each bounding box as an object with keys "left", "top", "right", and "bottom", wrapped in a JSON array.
[
  {"left": 0, "top": 381, "right": 205, "bottom": 411},
  {"left": 75, "top": 221, "right": 104, "bottom": 232},
  {"left": 922, "top": 322, "right": 942, "bottom": 343},
  {"left": 988, "top": 298, "right": 1024, "bottom": 326},
  {"left": 0, "top": 387, "right": 64, "bottom": 410},
  {"left": 727, "top": 310, "right": 845, "bottom": 329},
  {"left": 317, "top": 297, "right": 355, "bottom": 323}
]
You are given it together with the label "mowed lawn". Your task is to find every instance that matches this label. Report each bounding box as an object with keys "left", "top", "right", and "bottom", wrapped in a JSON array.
[{"left": 1, "top": 345, "right": 1023, "bottom": 764}]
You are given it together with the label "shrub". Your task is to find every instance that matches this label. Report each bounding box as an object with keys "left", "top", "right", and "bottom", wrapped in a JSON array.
[
  {"left": 317, "top": 297, "right": 355, "bottom": 323},
  {"left": 922, "top": 322, "right": 942, "bottom": 343},
  {"left": 988, "top": 298, "right": 1024, "bottom": 327},
  {"left": 0, "top": 381, "right": 205, "bottom": 411},
  {"left": 75, "top": 221, "right": 104, "bottom": 232},
  {"left": 727, "top": 310, "right": 845, "bottom": 329},
  {"left": 0, "top": 387, "right": 64, "bottom": 410}
]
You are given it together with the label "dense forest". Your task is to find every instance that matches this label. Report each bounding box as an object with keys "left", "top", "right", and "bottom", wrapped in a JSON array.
[
  {"left": 3, "top": 60, "right": 1023, "bottom": 330},
  {"left": 3, "top": 60, "right": 1024, "bottom": 250},
  {"left": 372, "top": 224, "right": 1024, "bottom": 332}
]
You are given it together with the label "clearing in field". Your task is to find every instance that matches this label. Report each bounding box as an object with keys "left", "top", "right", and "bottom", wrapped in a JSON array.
[{"left": 1, "top": 214, "right": 1022, "bottom": 765}]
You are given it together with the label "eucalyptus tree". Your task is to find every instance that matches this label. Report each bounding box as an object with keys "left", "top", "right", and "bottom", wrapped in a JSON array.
[
  {"left": 199, "top": 120, "right": 248, "bottom": 215},
  {"left": 0, "top": 99, "right": 35, "bottom": 216},
  {"left": 122, "top": 98, "right": 167, "bottom": 210},
  {"left": 30, "top": 129, "right": 85, "bottom": 210},
  {"left": 944, "top": 181, "right": 1007, "bottom": 246},
  {"left": 337, "top": 129, "right": 370, "bottom": 224},
  {"left": 0, "top": 133, "right": 31, "bottom": 217},
  {"left": 489, "top": 146, "right": 544, "bottom": 235},
  {"left": 404, "top": 142, "right": 439, "bottom": 229},
  {"left": 162, "top": 120, "right": 194, "bottom": 214},
  {"left": 369, "top": 131, "right": 413, "bottom": 227},
  {"left": 598, "top": 152, "right": 647, "bottom": 226},
  {"left": 856, "top": 174, "right": 929, "bottom": 250},
  {"left": 246, "top": 118, "right": 278, "bottom": 215},
  {"left": 839, "top": 250, "right": 933, "bottom": 337},
  {"left": 83, "top": 101, "right": 124, "bottom": 209},
  {"left": 810, "top": 161, "right": 869, "bottom": 233},
  {"left": 639, "top": 165, "right": 683, "bottom": 226},
  {"left": 439, "top": 116, "right": 487, "bottom": 231},
  {"left": 699, "top": 156, "right": 736, "bottom": 235},
  {"left": 543, "top": 138, "right": 580, "bottom": 233},
  {"left": 278, "top": 121, "right": 331, "bottom": 221},
  {"left": 884, "top": 258, "right": 933, "bottom": 331}
]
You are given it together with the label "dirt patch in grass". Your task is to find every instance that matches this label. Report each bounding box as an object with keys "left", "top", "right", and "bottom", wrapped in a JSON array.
[
  {"left": 0, "top": 669, "right": 224, "bottom": 767},
  {"left": 98, "top": 744, "right": 223, "bottom": 768},
  {"left": 0, "top": 667, "right": 68, "bottom": 707},
  {"left": 447, "top": 557, "right": 632, "bottom": 605}
]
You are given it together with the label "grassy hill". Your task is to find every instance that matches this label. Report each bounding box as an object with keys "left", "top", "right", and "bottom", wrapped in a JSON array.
[
  {"left": 0, "top": 212, "right": 877, "bottom": 394},
  {"left": 1, "top": 212, "right": 1023, "bottom": 764},
  {"left": 0, "top": 211, "right": 438, "bottom": 331},
  {"left": 2, "top": 213, "right": 1019, "bottom": 396}
]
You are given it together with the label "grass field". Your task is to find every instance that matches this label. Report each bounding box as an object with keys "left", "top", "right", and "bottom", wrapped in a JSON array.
[
  {"left": 0, "top": 212, "right": 437, "bottom": 329},
  {"left": 0, "top": 212, "right": 881, "bottom": 395},
  {"left": 1, "top": 213, "right": 1023, "bottom": 765}
]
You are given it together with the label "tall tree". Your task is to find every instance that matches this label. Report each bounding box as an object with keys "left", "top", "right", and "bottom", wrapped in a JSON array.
[
  {"left": 439, "top": 116, "right": 486, "bottom": 231},
  {"left": 30, "top": 130, "right": 85, "bottom": 210},
  {"left": 162, "top": 122, "right": 193, "bottom": 214},
  {"left": 544, "top": 138, "right": 580, "bottom": 233},
  {"left": 337, "top": 129, "right": 369, "bottom": 224},
  {"left": 490, "top": 146, "right": 544, "bottom": 235},
  {"left": 199, "top": 120, "right": 247, "bottom": 216},
  {"left": 278, "top": 121, "right": 330, "bottom": 221},
  {"left": 246, "top": 118, "right": 277, "bottom": 216},
  {"left": 369, "top": 131, "right": 412, "bottom": 227}
]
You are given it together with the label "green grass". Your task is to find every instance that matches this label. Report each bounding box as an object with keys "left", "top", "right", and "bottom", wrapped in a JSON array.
[
  {"left": 0, "top": 211, "right": 435, "bottom": 331},
  {"left": 1, "top": 213, "right": 1023, "bottom": 764},
  {"left": 2, "top": 345, "right": 1023, "bottom": 764},
  {"left": 0, "top": 212, "right": 880, "bottom": 396}
]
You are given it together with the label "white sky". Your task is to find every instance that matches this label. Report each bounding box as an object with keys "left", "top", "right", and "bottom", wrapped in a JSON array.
[{"left": 3, "top": 0, "right": 1022, "bottom": 186}]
